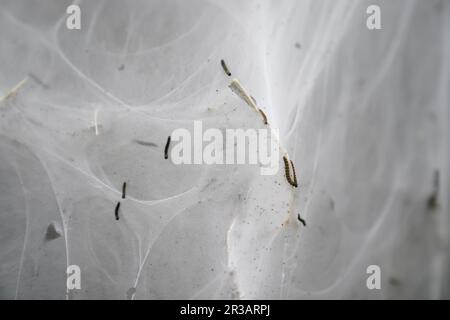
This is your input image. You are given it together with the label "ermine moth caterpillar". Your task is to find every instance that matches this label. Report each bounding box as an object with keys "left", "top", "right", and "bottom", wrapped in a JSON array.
[
  {"left": 258, "top": 108, "right": 268, "bottom": 125},
  {"left": 221, "top": 59, "right": 231, "bottom": 76},
  {"left": 115, "top": 202, "right": 120, "bottom": 221},
  {"left": 164, "top": 136, "right": 171, "bottom": 160},
  {"left": 290, "top": 160, "right": 298, "bottom": 187}
]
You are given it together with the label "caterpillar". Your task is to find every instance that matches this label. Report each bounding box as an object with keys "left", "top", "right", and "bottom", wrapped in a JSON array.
[
  {"left": 427, "top": 170, "right": 440, "bottom": 209},
  {"left": 28, "top": 73, "right": 49, "bottom": 89},
  {"left": 258, "top": 108, "right": 268, "bottom": 125},
  {"left": 283, "top": 156, "right": 298, "bottom": 188},
  {"left": 0, "top": 78, "right": 28, "bottom": 103},
  {"left": 122, "top": 182, "right": 127, "bottom": 199},
  {"left": 134, "top": 139, "right": 158, "bottom": 147},
  {"left": 297, "top": 213, "right": 306, "bottom": 226},
  {"left": 115, "top": 202, "right": 120, "bottom": 221},
  {"left": 164, "top": 136, "right": 171, "bottom": 160},
  {"left": 94, "top": 110, "right": 99, "bottom": 136},
  {"left": 221, "top": 59, "right": 231, "bottom": 76},
  {"left": 290, "top": 160, "right": 298, "bottom": 187}
]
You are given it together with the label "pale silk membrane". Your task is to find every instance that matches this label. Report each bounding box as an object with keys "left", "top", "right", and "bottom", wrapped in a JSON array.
[{"left": 0, "top": 0, "right": 448, "bottom": 299}]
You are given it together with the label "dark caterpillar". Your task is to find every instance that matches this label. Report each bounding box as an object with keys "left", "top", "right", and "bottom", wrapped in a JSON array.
[
  {"left": 258, "top": 108, "right": 268, "bottom": 125},
  {"left": 290, "top": 160, "right": 298, "bottom": 187},
  {"left": 122, "top": 182, "right": 127, "bottom": 199},
  {"left": 115, "top": 202, "right": 120, "bottom": 221},
  {"left": 283, "top": 156, "right": 298, "bottom": 188},
  {"left": 297, "top": 213, "right": 306, "bottom": 226},
  {"left": 134, "top": 139, "right": 158, "bottom": 147},
  {"left": 427, "top": 170, "right": 440, "bottom": 209},
  {"left": 221, "top": 59, "right": 231, "bottom": 76}
]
